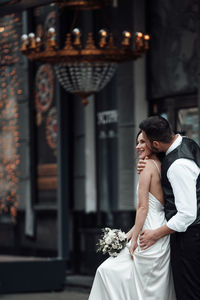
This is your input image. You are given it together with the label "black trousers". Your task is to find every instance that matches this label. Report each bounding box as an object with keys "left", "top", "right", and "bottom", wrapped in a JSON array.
[{"left": 170, "top": 225, "right": 200, "bottom": 300}]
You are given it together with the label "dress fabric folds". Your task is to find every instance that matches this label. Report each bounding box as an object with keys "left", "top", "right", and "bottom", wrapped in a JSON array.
[{"left": 88, "top": 193, "right": 176, "bottom": 300}]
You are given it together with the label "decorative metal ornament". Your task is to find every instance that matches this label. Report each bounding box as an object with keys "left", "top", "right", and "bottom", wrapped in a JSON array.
[
  {"left": 35, "top": 64, "right": 54, "bottom": 113},
  {"left": 46, "top": 107, "right": 57, "bottom": 151},
  {"left": 21, "top": 27, "right": 150, "bottom": 105},
  {"left": 55, "top": 0, "right": 111, "bottom": 10}
]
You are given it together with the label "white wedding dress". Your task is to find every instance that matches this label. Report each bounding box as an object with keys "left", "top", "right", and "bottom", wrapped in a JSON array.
[{"left": 88, "top": 192, "right": 176, "bottom": 300}]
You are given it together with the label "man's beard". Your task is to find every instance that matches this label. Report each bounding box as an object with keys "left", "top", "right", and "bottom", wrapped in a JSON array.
[{"left": 150, "top": 144, "right": 160, "bottom": 153}]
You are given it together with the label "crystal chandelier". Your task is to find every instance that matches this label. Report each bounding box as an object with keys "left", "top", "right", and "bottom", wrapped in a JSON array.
[
  {"left": 21, "top": 28, "right": 150, "bottom": 105},
  {"left": 21, "top": 1, "right": 150, "bottom": 105},
  {"left": 54, "top": 61, "right": 117, "bottom": 106}
]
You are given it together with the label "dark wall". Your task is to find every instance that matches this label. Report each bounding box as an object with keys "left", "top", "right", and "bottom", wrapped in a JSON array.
[{"left": 148, "top": 0, "right": 198, "bottom": 99}]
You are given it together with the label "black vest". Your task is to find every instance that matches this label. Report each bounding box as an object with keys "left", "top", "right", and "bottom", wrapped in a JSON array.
[{"left": 161, "top": 137, "right": 200, "bottom": 226}]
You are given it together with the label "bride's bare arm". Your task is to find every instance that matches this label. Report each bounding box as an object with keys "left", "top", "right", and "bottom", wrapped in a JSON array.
[
  {"left": 129, "top": 161, "right": 152, "bottom": 257},
  {"left": 126, "top": 227, "right": 134, "bottom": 241}
]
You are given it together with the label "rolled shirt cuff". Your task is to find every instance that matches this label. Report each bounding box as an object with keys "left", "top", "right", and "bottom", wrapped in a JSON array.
[{"left": 166, "top": 215, "right": 195, "bottom": 232}]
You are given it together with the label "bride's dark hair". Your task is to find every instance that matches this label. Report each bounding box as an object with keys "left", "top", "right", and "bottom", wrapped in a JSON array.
[
  {"left": 136, "top": 130, "right": 142, "bottom": 145},
  {"left": 136, "top": 130, "right": 165, "bottom": 162}
]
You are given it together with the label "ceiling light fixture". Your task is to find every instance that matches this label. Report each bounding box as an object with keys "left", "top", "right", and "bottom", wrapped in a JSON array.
[{"left": 21, "top": 0, "right": 150, "bottom": 105}]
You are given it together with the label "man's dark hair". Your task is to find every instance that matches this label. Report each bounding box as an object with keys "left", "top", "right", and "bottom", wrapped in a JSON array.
[{"left": 139, "top": 115, "right": 174, "bottom": 143}]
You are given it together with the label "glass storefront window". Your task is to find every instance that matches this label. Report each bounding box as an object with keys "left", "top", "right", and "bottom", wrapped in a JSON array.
[
  {"left": 177, "top": 107, "right": 199, "bottom": 144},
  {"left": 161, "top": 112, "right": 168, "bottom": 120}
]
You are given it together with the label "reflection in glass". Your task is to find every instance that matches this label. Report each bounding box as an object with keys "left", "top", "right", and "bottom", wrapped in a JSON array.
[
  {"left": 161, "top": 112, "right": 168, "bottom": 120},
  {"left": 177, "top": 107, "right": 199, "bottom": 144}
]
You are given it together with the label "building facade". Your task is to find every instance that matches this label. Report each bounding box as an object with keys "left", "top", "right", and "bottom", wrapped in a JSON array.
[{"left": 0, "top": 0, "right": 199, "bottom": 277}]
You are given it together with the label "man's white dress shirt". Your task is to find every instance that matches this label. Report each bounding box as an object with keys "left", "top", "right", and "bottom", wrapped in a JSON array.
[{"left": 165, "top": 134, "right": 200, "bottom": 232}]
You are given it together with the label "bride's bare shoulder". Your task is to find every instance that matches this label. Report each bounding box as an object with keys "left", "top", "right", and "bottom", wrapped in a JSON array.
[{"left": 145, "top": 159, "right": 161, "bottom": 174}]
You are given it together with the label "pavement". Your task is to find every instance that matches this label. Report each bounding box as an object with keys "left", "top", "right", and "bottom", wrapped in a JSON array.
[
  {"left": 0, "top": 289, "right": 89, "bottom": 300},
  {"left": 0, "top": 275, "right": 92, "bottom": 300},
  {"left": 66, "top": 275, "right": 93, "bottom": 289}
]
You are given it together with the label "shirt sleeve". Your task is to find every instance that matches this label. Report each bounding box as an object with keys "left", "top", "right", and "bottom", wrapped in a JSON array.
[{"left": 166, "top": 158, "right": 200, "bottom": 232}]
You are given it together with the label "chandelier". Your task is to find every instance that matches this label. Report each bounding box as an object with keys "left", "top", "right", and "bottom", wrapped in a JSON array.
[{"left": 21, "top": 1, "right": 150, "bottom": 105}]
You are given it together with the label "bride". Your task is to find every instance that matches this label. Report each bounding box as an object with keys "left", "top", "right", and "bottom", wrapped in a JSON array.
[{"left": 88, "top": 131, "right": 176, "bottom": 300}]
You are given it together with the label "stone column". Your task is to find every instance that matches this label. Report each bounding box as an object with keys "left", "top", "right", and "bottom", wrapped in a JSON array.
[
  {"left": 85, "top": 96, "right": 97, "bottom": 212},
  {"left": 132, "top": 0, "right": 148, "bottom": 207}
]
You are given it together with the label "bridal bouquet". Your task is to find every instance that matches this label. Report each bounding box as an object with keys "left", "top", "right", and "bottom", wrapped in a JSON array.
[{"left": 97, "top": 227, "right": 127, "bottom": 257}]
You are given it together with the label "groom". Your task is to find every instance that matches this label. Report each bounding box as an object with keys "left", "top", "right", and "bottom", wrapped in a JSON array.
[{"left": 138, "top": 115, "right": 200, "bottom": 300}]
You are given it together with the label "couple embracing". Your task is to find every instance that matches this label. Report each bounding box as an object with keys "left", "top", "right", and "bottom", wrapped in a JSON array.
[{"left": 89, "top": 115, "right": 200, "bottom": 300}]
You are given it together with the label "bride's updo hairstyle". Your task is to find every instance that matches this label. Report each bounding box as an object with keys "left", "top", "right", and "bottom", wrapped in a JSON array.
[{"left": 139, "top": 115, "right": 174, "bottom": 144}]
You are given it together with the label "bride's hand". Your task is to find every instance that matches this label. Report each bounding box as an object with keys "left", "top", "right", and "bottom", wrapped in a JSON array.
[
  {"left": 137, "top": 157, "right": 149, "bottom": 174},
  {"left": 126, "top": 226, "right": 135, "bottom": 241},
  {"left": 126, "top": 231, "right": 132, "bottom": 241},
  {"left": 129, "top": 238, "right": 138, "bottom": 259}
]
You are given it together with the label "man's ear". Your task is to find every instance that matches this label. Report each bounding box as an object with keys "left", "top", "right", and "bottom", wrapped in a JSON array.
[{"left": 152, "top": 141, "right": 160, "bottom": 149}]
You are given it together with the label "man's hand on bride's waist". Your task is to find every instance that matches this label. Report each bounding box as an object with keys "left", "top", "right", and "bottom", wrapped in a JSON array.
[
  {"left": 139, "top": 226, "right": 174, "bottom": 250},
  {"left": 139, "top": 229, "right": 158, "bottom": 250}
]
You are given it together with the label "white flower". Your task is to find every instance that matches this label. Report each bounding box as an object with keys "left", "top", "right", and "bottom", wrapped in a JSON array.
[
  {"left": 118, "top": 231, "right": 127, "bottom": 241},
  {"left": 108, "top": 230, "right": 115, "bottom": 238},
  {"left": 103, "top": 247, "right": 107, "bottom": 254},
  {"left": 97, "top": 227, "right": 127, "bottom": 258},
  {"left": 104, "top": 227, "right": 111, "bottom": 232},
  {"left": 105, "top": 237, "right": 112, "bottom": 244}
]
